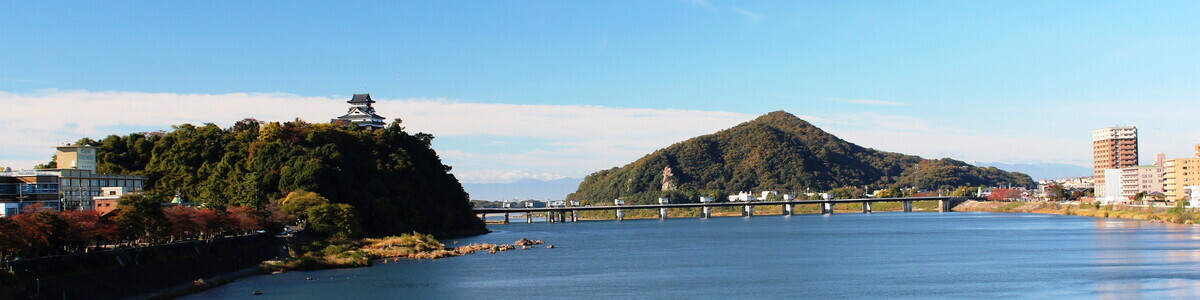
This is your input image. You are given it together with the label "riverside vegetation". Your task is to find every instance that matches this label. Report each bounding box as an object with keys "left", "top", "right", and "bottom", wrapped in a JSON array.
[{"left": 956, "top": 200, "right": 1200, "bottom": 225}]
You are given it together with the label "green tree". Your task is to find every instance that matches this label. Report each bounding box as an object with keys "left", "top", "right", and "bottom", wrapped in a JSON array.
[{"left": 113, "top": 194, "right": 171, "bottom": 244}]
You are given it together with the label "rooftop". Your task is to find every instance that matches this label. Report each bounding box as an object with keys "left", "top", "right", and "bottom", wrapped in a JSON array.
[{"left": 348, "top": 93, "right": 375, "bottom": 104}]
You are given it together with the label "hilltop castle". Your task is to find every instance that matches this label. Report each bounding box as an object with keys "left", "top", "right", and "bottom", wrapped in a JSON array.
[{"left": 331, "top": 93, "right": 387, "bottom": 130}]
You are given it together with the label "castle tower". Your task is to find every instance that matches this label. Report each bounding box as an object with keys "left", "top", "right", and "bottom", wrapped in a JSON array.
[{"left": 332, "top": 93, "right": 387, "bottom": 130}]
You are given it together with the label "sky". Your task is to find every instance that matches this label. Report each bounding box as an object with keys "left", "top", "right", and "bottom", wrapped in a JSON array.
[{"left": 1, "top": 1, "right": 1198, "bottom": 183}]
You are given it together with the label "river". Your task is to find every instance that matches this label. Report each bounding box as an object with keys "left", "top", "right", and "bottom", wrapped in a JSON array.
[{"left": 185, "top": 212, "right": 1200, "bottom": 299}]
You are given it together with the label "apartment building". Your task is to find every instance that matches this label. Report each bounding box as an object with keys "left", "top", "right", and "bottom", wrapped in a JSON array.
[{"left": 1092, "top": 126, "right": 1138, "bottom": 198}]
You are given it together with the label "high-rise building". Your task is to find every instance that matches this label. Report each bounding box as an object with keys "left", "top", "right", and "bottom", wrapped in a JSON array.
[{"left": 1093, "top": 126, "right": 1138, "bottom": 198}]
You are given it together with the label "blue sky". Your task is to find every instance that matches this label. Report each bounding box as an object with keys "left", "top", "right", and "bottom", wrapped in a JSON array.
[{"left": 2, "top": 1, "right": 1198, "bottom": 183}]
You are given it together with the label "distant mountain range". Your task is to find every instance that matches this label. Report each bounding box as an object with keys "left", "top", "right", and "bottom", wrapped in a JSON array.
[
  {"left": 971, "top": 162, "right": 1092, "bottom": 181},
  {"left": 462, "top": 178, "right": 583, "bottom": 201}
]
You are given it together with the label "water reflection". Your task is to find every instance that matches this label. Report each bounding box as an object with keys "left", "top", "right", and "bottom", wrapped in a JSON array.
[{"left": 1093, "top": 218, "right": 1200, "bottom": 299}]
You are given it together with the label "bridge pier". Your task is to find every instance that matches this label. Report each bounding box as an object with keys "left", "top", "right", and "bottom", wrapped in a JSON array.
[
  {"left": 659, "top": 208, "right": 669, "bottom": 220},
  {"left": 702, "top": 206, "right": 711, "bottom": 218},
  {"left": 503, "top": 213, "right": 510, "bottom": 224},
  {"left": 903, "top": 201, "right": 913, "bottom": 212},
  {"left": 939, "top": 199, "right": 948, "bottom": 212},
  {"left": 616, "top": 209, "right": 624, "bottom": 221},
  {"left": 526, "top": 212, "right": 533, "bottom": 223},
  {"left": 863, "top": 202, "right": 872, "bottom": 213},
  {"left": 822, "top": 202, "right": 834, "bottom": 214},
  {"left": 743, "top": 205, "right": 754, "bottom": 217},
  {"left": 783, "top": 204, "right": 794, "bottom": 216},
  {"left": 571, "top": 210, "right": 578, "bottom": 222}
]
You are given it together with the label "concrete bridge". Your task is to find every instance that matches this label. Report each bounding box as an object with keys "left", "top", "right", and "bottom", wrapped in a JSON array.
[{"left": 474, "top": 196, "right": 973, "bottom": 224}]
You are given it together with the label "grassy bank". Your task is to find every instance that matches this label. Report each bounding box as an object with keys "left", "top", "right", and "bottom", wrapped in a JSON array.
[{"left": 954, "top": 200, "right": 1200, "bottom": 225}]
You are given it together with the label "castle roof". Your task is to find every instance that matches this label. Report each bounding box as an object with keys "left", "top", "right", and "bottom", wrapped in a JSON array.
[{"left": 348, "top": 93, "right": 375, "bottom": 104}]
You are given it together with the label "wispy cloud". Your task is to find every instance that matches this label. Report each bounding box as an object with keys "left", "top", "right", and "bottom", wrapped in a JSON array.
[
  {"left": 0, "top": 90, "right": 754, "bottom": 183},
  {"left": 730, "top": 6, "right": 764, "bottom": 21},
  {"left": 830, "top": 98, "right": 909, "bottom": 106},
  {"left": 0, "top": 89, "right": 1102, "bottom": 183}
]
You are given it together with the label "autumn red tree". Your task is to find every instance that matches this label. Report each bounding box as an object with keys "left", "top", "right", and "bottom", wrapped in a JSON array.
[
  {"left": 226, "top": 206, "right": 264, "bottom": 234},
  {"left": 163, "top": 206, "right": 201, "bottom": 242},
  {"left": 988, "top": 188, "right": 1023, "bottom": 201},
  {"left": 194, "top": 208, "right": 227, "bottom": 239},
  {"left": 58, "top": 210, "right": 115, "bottom": 252}
]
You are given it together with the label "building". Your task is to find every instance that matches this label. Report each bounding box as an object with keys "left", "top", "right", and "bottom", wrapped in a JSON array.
[
  {"left": 55, "top": 145, "right": 97, "bottom": 172},
  {"left": 91, "top": 186, "right": 139, "bottom": 216},
  {"left": 1092, "top": 126, "right": 1138, "bottom": 198},
  {"left": 1165, "top": 144, "right": 1200, "bottom": 201},
  {"left": 0, "top": 145, "right": 146, "bottom": 216},
  {"left": 0, "top": 170, "right": 62, "bottom": 216},
  {"left": 728, "top": 191, "right": 758, "bottom": 202},
  {"left": 331, "top": 93, "right": 387, "bottom": 130},
  {"left": 1120, "top": 155, "right": 1166, "bottom": 200},
  {"left": 1097, "top": 169, "right": 1125, "bottom": 204}
]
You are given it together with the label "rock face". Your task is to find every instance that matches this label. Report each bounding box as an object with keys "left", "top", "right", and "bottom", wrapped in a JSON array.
[{"left": 661, "top": 166, "right": 678, "bottom": 191}]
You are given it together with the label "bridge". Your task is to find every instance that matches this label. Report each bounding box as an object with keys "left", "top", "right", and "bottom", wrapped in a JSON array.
[{"left": 474, "top": 196, "right": 973, "bottom": 224}]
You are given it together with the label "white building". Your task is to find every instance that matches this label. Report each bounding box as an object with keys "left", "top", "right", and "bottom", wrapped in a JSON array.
[{"left": 728, "top": 191, "right": 758, "bottom": 202}]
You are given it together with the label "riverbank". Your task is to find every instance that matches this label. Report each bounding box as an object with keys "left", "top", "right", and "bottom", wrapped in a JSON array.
[
  {"left": 259, "top": 233, "right": 547, "bottom": 273},
  {"left": 953, "top": 200, "right": 1200, "bottom": 225}
]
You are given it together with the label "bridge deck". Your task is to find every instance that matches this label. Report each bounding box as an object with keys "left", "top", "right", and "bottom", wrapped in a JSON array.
[{"left": 473, "top": 196, "right": 969, "bottom": 213}]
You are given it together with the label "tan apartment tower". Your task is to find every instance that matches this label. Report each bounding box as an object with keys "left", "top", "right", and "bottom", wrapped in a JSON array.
[
  {"left": 1164, "top": 144, "right": 1200, "bottom": 201},
  {"left": 1093, "top": 126, "right": 1138, "bottom": 198}
]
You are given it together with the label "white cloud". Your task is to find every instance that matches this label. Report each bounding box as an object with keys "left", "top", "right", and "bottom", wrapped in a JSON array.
[
  {"left": 0, "top": 89, "right": 1115, "bottom": 183},
  {"left": 0, "top": 90, "right": 754, "bottom": 183}
]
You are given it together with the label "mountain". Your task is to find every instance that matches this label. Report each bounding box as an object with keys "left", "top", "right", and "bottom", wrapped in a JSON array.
[
  {"left": 972, "top": 162, "right": 1092, "bottom": 180},
  {"left": 567, "top": 111, "right": 1033, "bottom": 204},
  {"left": 462, "top": 178, "right": 583, "bottom": 201}
]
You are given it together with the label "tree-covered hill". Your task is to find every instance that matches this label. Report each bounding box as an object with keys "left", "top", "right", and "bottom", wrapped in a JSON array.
[
  {"left": 567, "top": 111, "right": 1033, "bottom": 204},
  {"left": 67, "top": 118, "right": 486, "bottom": 237}
]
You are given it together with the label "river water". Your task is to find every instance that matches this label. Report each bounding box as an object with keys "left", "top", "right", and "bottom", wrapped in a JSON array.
[{"left": 186, "top": 212, "right": 1200, "bottom": 299}]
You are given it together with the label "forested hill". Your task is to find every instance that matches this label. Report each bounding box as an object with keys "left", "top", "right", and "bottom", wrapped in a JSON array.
[
  {"left": 567, "top": 111, "right": 1033, "bottom": 204},
  {"left": 62, "top": 118, "right": 486, "bottom": 237}
]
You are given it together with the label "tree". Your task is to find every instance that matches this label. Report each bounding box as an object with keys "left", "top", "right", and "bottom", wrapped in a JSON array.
[
  {"left": 113, "top": 194, "right": 171, "bottom": 245},
  {"left": 988, "top": 188, "right": 1023, "bottom": 201},
  {"left": 829, "top": 187, "right": 865, "bottom": 199},
  {"left": 949, "top": 186, "right": 975, "bottom": 197},
  {"left": 163, "top": 206, "right": 201, "bottom": 241},
  {"left": 226, "top": 206, "right": 264, "bottom": 234},
  {"left": 1046, "top": 185, "right": 1068, "bottom": 201},
  {"left": 58, "top": 210, "right": 114, "bottom": 252}
]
